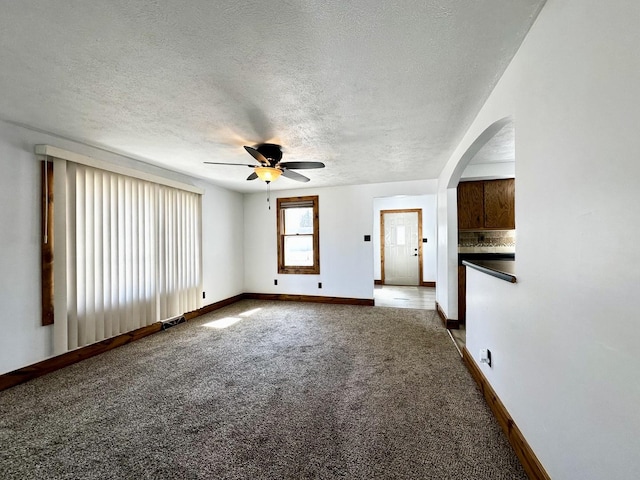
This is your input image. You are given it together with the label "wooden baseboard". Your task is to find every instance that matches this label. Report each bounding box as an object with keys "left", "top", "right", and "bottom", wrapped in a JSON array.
[
  {"left": 0, "top": 292, "right": 376, "bottom": 392},
  {"left": 245, "top": 293, "right": 374, "bottom": 306},
  {"left": 0, "top": 322, "right": 163, "bottom": 392},
  {"left": 435, "top": 301, "right": 459, "bottom": 329},
  {"left": 0, "top": 293, "right": 247, "bottom": 393},
  {"left": 462, "top": 347, "right": 550, "bottom": 480},
  {"left": 184, "top": 293, "right": 246, "bottom": 320},
  {"left": 374, "top": 279, "right": 383, "bottom": 285}
]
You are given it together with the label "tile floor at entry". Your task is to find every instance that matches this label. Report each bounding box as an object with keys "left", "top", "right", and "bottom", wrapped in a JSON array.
[{"left": 373, "top": 285, "right": 436, "bottom": 310}]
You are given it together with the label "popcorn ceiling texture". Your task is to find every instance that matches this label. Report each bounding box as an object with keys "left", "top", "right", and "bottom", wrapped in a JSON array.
[{"left": 0, "top": 1, "right": 544, "bottom": 192}]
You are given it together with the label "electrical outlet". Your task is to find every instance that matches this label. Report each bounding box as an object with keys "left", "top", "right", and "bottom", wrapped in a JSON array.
[
  {"left": 274, "top": 279, "right": 278, "bottom": 286},
  {"left": 202, "top": 291, "right": 206, "bottom": 299},
  {"left": 480, "top": 349, "right": 492, "bottom": 367},
  {"left": 318, "top": 282, "right": 322, "bottom": 289}
]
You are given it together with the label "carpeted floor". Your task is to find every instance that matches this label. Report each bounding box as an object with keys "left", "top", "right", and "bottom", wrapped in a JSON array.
[{"left": 0, "top": 300, "right": 526, "bottom": 479}]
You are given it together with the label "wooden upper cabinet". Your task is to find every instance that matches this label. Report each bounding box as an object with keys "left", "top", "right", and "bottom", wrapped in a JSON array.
[
  {"left": 457, "top": 181, "right": 485, "bottom": 230},
  {"left": 458, "top": 178, "right": 515, "bottom": 230},
  {"left": 484, "top": 179, "right": 515, "bottom": 229}
]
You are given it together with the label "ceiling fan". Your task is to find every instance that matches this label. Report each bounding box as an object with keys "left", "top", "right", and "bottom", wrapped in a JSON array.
[{"left": 204, "top": 143, "right": 325, "bottom": 183}]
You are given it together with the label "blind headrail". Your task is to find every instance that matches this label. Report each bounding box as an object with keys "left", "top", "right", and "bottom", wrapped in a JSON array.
[{"left": 35, "top": 145, "right": 204, "bottom": 195}]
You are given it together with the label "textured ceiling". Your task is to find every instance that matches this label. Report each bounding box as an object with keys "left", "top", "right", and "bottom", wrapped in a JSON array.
[
  {"left": 0, "top": 1, "right": 544, "bottom": 192},
  {"left": 468, "top": 122, "right": 515, "bottom": 165}
]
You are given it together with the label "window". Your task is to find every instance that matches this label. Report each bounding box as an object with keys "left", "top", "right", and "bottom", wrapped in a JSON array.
[
  {"left": 40, "top": 148, "right": 202, "bottom": 354},
  {"left": 277, "top": 195, "right": 319, "bottom": 274}
]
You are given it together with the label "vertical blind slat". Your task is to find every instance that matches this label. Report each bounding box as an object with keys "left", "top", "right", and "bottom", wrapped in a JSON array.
[
  {"left": 130, "top": 179, "right": 139, "bottom": 331},
  {"left": 108, "top": 174, "right": 118, "bottom": 338},
  {"left": 94, "top": 169, "right": 104, "bottom": 343},
  {"left": 67, "top": 163, "right": 78, "bottom": 351},
  {"left": 77, "top": 167, "right": 87, "bottom": 347},
  {"left": 103, "top": 173, "right": 111, "bottom": 340},
  {"left": 117, "top": 176, "right": 126, "bottom": 336}
]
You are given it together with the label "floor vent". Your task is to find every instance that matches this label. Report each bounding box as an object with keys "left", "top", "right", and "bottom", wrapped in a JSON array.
[{"left": 159, "top": 315, "right": 186, "bottom": 330}]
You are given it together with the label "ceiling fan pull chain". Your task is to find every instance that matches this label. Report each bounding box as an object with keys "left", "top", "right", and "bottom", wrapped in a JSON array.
[{"left": 267, "top": 181, "right": 271, "bottom": 210}]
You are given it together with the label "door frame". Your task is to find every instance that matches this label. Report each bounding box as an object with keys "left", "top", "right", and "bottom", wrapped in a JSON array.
[{"left": 380, "top": 208, "right": 423, "bottom": 285}]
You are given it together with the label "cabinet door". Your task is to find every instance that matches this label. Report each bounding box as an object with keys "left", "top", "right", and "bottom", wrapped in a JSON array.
[
  {"left": 457, "top": 181, "right": 484, "bottom": 230},
  {"left": 484, "top": 179, "right": 515, "bottom": 229}
]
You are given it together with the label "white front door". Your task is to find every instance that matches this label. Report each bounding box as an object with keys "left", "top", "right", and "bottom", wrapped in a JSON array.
[{"left": 382, "top": 210, "right": 420, "bottom": 286}]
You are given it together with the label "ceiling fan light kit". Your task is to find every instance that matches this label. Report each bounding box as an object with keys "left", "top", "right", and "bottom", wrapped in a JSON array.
[{"left": 254, "top": 166, "right": 282, "bottom": 183}]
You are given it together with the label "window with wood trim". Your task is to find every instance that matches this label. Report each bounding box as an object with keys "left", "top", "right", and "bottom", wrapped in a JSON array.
[
  {"left": 277, "top": 195, "right": 319, "bottom": 274},
  {"left": 40, "top": 154, "right": 202, "bottom": 353}
]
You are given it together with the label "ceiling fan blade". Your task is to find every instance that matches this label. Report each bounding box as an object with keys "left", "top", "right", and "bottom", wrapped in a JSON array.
[
  {"left": 281, "top": 169, "right": 310, "bottom": 182},
  {"left": 204, "top": 161, "right": 256, "bottom": 167},
  {"left": 247, "top": 172, "right": 258, "bottom": 181},
  {"left": 278, "top": 161, "right": 325, "bottom": 170},
  {"left": 244, "top": 146, "right": 269, "bottom": 165}
]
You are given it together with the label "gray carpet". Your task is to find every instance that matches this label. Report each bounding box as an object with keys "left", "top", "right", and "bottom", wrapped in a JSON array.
[{"left": 0, "top": 300, "right": 526, "bottom": 479}]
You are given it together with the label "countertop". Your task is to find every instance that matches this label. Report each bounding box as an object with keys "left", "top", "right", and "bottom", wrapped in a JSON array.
[
  {"left": 458, "top": 252, "right": 515, "bottom": 263},
  {"left": 462, "top": 259, "right": 517, "bottom": 283}
]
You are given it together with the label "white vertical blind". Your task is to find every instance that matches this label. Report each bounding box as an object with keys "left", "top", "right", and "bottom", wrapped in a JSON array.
[
  {"left": 53, "top": 159, "right": 69, "bottom": 354},
  {"left": 57, "top": 162, "right": 202, "bottom": 351}
]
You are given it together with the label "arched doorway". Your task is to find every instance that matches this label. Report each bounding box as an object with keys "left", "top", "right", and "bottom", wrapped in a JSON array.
[{"left": 438, "top": 116, "right": 515, "bottom": 344}]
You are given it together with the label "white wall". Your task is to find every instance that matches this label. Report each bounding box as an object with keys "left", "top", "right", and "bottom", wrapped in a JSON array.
[
  {"left": 244, "top": 180, "right": 437, "bottom": 299},
  {"left": 200, "top": 180, "right": 244, "bottom": 303},
  {"left": 435, "top": 187, "right": 459, "bottom": 316},
  {"left": 437, "top": 0, "right": 640, "bottom": 478},
  {"left": 0, "top": 120, "right": 244, "bottom": 375},
  {"left": 460, "top": 161, "right": 514, "bottom": 180},
  {"left": 372, "top": 195, "right": 437, "bottom": 283}
]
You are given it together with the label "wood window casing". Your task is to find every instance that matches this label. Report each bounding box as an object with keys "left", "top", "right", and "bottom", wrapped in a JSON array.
[
  {"left": 41, "top": 159, "right": 54, "bottom": 325},
  {"left": 277, "top": 195, "right": 320, "bottom": 275}
]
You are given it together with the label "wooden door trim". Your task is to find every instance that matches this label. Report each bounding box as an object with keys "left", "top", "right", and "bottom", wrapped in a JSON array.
[{"left": 380, "top": 209, "right": 423, "bottom": 286}]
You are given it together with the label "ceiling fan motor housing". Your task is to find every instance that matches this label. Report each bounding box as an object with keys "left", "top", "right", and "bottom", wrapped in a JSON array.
[{"left": 256, "top": 143, "right": 283, "bottom": 165}]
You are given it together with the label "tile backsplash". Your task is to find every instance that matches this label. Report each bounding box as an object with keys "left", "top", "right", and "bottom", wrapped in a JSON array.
[{"left": 458, "top": 230, "right": 516, "bottom": 254}]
